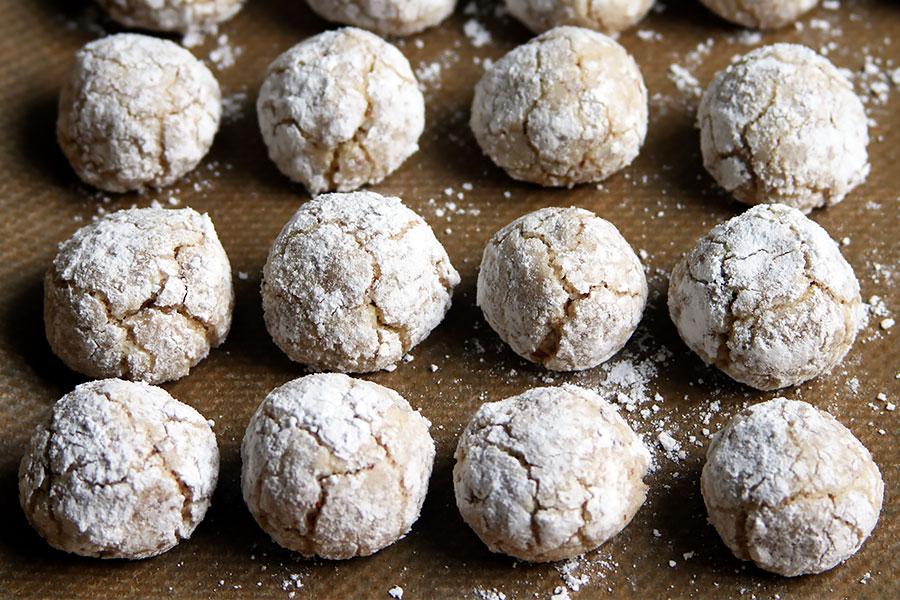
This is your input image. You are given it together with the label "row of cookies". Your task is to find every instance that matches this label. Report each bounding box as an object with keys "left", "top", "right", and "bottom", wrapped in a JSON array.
[{"left": 59, "top": 17, "right": 868, "bottom": 216}]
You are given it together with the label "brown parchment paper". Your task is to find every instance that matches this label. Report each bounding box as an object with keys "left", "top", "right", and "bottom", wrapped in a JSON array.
[{"left": 0, "top": 0, "right": 898, "bottom": 598}]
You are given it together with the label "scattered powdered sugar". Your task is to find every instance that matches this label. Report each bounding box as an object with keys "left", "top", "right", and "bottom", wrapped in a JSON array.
[
  {"left": 656, "top": 431, "right": 686, "bottom": 462},
  {"left": 637, "top": 29, "right": 663, "bottom": 42},
  {"left": 415, "top": 49, "right": 461, "bottom": 96},
  {"left": 463, "top": 18, "right": 492, "bottom": 48},
  {"left": 549, "top": 587, "right": 571, "bottom": 600},
  {"left": 388, "top": 585, "right": 404, "bottom": 599},
  {"left": 556, "top": 558, "right": 590, "bottom": 591},
  {"left": 667, "top": 64, "right": 701, "bottom": 96},
  {"left": 207, "top": 33, "right": 242, "bottom": 70},
  {"left": 473, "top": 588, "right": 507, "bottom": 600},
  {"left": 221, "top": 92, "right": 248, "bottom": 124},
  {"left": 598, "top": 352, "right": 663, "bottom": 410}
]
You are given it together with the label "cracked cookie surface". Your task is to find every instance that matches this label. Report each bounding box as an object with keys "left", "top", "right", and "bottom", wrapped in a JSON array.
[
  {"left": 698, "top": 43, "right": 868, "bottom": 213},
  {"left": 241, "top": 373, "right": 435, "bottom": 559},
  {"left": 668, "top": 204, "right": 860, "bottom": 390},
  {"left": 699, "top": 0, "right": 818, "bottom": 28},
  {"left": 702, "top": 398, "right": 883, "bottom": 576},
  {"left": 18, "top": 378, "right": 219, "bottom": 559},
  {"left": 453, "top": 384, "right": 650, "bottom": 562},
  {"left": 44, "top": 207, "right": 234, "bottom": 384},
  {"left": 257, "top": 27, "right": 425, "bottom": 194},
  {"left": 478, "top": 207, "right": 646, "bottom": 371},
  {"left": 57, "top": 33, "right": 221, "bottom": 193},
  {"left": 96, "top": 0, "right": 245, "bottom": 32},
  {"left": 305, "top": 0, "right": 456, "bottom": 36},
  {"left": 261, "top": 191, "right": 459, "bottom": 373},
  {"left": 506, "top": 0, "right": 654, "bottom": 35},
  {"left": 470, "top": 26, "right": 647, "bottom": 188}
]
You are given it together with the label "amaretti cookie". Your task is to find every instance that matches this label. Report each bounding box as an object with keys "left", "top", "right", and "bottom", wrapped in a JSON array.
[
  {"left": 261, "top": 191, "right": 459, "bottom": 372},
  {"left": 58, "top": 33, "right": 221, "bottom": 192},
  {"left": 44, "top": 207, "right": 234, "bottom": 384},
  {"left": 454, "top": 384, "right": 650, "bottom": 562},
  {"left": 702, "top": 398, "right": 883, "bottom": 576},
  {"left": 477, "top": 207, "right": 647, "bottom": 371},
  {"left": 698, "top": 43, "right": 868, "bottom": 213},
  {"left": 257, "top": 28, "right": 425, "bottom": 194},
  {"left": 668, "top": 204, "right": 861, "bottom": 390},
  {"left": 470, "top": 26, "right": 647, "bottom": 187},
  {"left": 19, "top": 379, "right": 219, "bottom": 559},
  {"left": 241, "top": 373, "right": 435, "bottom": 559}
]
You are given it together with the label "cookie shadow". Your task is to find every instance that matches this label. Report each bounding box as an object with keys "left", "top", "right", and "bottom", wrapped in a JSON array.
[
  {"left": 17, "top": 94, "right": 78, "bottom": 191},
  {"left": 0, "top": 277, "right": 82, "bottom": 396}
]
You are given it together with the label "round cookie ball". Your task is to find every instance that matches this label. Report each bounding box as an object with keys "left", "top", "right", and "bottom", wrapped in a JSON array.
[
  {"left": 470, "top": 26, "right": 647, "bottom": 188},
  {"left": 506, "top": 0, "right": 654, "bottom": 35},
  {"left": 257, "top": 27, "right": 425, "bottom": 194},
  {"left": 305, "top": 0, "right": 456, "bottom": 36},
  {"left": 698, "top": 43, "right": 868, "bottom": 213},
  {"left": 19, "top": 379, "right": 219, "bottom": 559},
  {"left": 699, "top": 0, "right": 818, "bottom": 29},
  {"left": 453, "top": 384, "right": 650, "bottom": 562},
  {"left": 45, "top": 207, "right": 234, "bottom": 384},
  {"left": 261, "top": 191, "right": 459, "bottom": 373},
  {"left": 702, "top": 398, "right": 883, "bottom": 576},
  {"left": 58, "top": 33, "right": 221, "bottom": 193},
  {"left": 241, "top": 373, "right": 436, "bottom": 559},
  {"left": 668, "top": 203, "right": 861, "bottom": 391},
  {"left": 477, "top": 207, "right": 647, "bottom": 371},
  {"left": 95, "top": 0, "right": 245, "bottom": 33}
]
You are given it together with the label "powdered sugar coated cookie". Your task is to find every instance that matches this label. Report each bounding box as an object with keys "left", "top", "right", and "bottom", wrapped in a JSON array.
[
  {"left": 241, "top": 373, "right": 435, "bottom": 559},
  {"left": 699, "top": 0, "right": 818, "bottom": 29},
  {"left": 257, "top": 28, "right": 424, "bottom": 194},
  {"left": 668, "top": 204, "right": 861, "bottom": 390},
  {"left": 477, "top": 207, "right": 647, "bottom": 371},
  {"left": 44, "top": 207, "right": 234, "bottom": 384},
  {"left": 96, "top": 0, "right": 245, "bottom": 33},
  {"left": 305, "top": 0, "right": 456, "bottom": 36},
  {"left": 698, "top": 43, "right": 868, "bottom": 213},
  {"left": 19, "top": 379, "right": 219, "bottom": 559},
  {"left": 57, "top": 33, "right": 221, "bottom": 192},
  {"left": 702, "top": 398, "right": 883, "bottom": 576},
  {"left": 470, "top": 26, "right": 647, "bottom": 188},
  {"left": 261, "top": 191, "right": 459, "bottom": 373},
  {"left": 507, "top": 0, "right": 654, "bottom": 35},
  {"left": 454, "top": 384, "right": 650, "bottom": 562}
]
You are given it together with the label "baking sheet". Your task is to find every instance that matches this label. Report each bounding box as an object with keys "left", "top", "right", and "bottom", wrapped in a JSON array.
[{"left": 0, "top": 0, "right": 898, "bottom": 597}]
